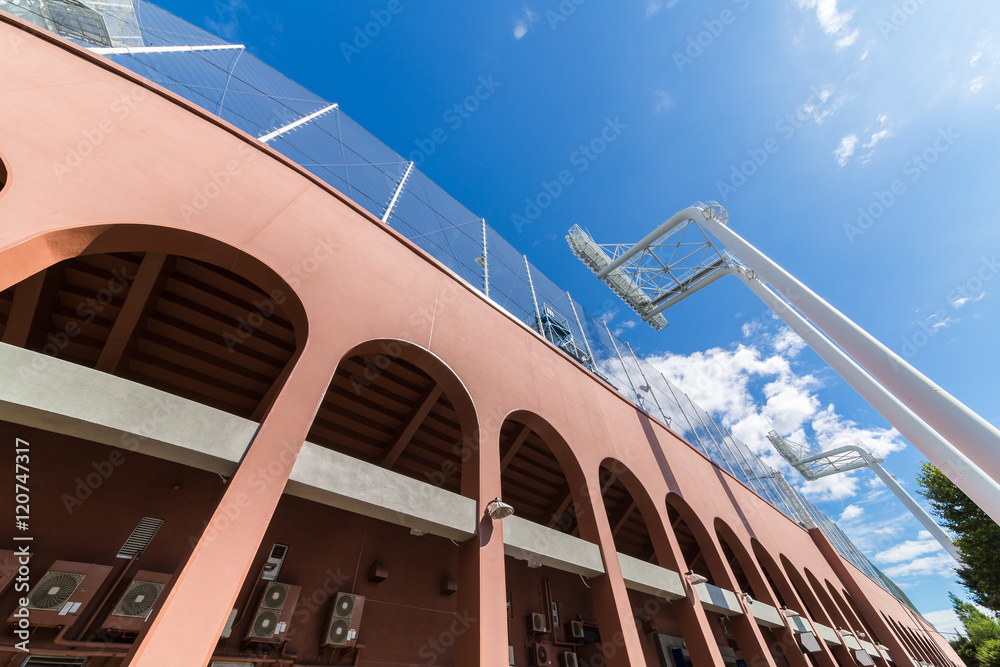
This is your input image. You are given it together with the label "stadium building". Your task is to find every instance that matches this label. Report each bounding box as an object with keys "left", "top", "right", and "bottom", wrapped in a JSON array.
[{"left": 0, "top": 2, "right": 963, "bottom": 666}]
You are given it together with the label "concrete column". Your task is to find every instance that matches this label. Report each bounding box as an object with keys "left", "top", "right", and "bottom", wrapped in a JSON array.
[
  {"left": 455, "top": 414, "right": 509, "bottom": 665},
  {"left": 808, "top": 528, "right": 918, "bottom": 667},
  {"left": 577, "top": 473, "right": 647, "bottom": 666},
  {"left": 127, "top": 342, "right": 336, "bottom": 667}
]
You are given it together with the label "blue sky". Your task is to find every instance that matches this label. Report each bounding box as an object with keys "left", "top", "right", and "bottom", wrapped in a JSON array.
[{"left": 156, "top": 0, "right": 1000, "bottom": 634}]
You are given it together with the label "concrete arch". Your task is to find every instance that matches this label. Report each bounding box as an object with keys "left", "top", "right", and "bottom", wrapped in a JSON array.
[
  {"left": 600, "top": 457, "right": 676, "bottom": 568},
  {"left": 665, "top": 492, "right": 732, "bottom": 587},
  {"left": 715, "top": 519, "right": 777, "bottom": 604},
  {"left": 804, "top": 570, "right": 853, "bottom": 633},
  {"left": 0, "top": 223, "right": 308, "bottom": 341},
  {"left": 0, "top": 148, "right": 8, "bottom": 198}
]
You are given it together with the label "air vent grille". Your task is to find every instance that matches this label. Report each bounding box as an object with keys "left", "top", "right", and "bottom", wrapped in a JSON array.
[
  {"left": 260, "top": 582, "right": 289, "bottom": 610},
  {"left": 117, "top": 517, "right": 163, "bottom": 558},
  {"left": 249, "top": 609, "right": 280, "bottom": 639},
  {"left": 20, "top": 656, "right": 89, "bottom": 666},
  {"left": 28, "top": 572, "right": 85, "bottom": 611}
]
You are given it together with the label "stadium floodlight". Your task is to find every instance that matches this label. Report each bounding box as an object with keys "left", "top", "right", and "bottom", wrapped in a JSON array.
[
  {"left": 568, "top": 203, "right": 1000, "bottom": 526},
  {"left": 767, "top": 431, "right": 961, "bottom": 562}
]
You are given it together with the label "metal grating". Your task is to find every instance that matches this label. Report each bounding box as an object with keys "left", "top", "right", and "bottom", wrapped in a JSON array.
[
  {"left": 116, "top": 516, "right": 163, "bottom": 558},
  {"left": 20, "top": 656, "right": 89, "bottom": 666}
]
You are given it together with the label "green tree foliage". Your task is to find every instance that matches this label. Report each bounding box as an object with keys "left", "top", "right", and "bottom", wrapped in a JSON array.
[
  {"left": 917, "top": 463, "right": 1000, "bottom": 611},
  {"left": 951, "top": 593, "right": 1000, "bottom": 667}
]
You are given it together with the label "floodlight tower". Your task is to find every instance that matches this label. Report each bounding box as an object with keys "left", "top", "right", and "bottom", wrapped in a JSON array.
[
  {"left": 766, "top": 431, "right": 960, "bottom": 562},
  {"left": 567, "top": 202, "right": 1000, "bottom": 525}
]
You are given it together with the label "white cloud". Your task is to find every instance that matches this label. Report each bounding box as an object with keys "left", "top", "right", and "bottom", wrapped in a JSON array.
[
  {"left": 840, "top": 504, "right": 864, "bottom": 521},
  {"left": 951, "top": 292, "right": 985, "bottom": 308},
  {"left": 874, "top": 532, "right": 954, "bottom": 578},
  {"left": 882, "top": 553, "right": 955, "bottom": 578},
  {"left": 653, "top": 90, "right": 675, "bottom": 113},
  {"left": 645, "top": 1, "right": 663, "bottom": 17},
  {"left": 513, "top": 5, "right": 537, "bottom": 40},
  {"left": 834, "top": 134, "right": 858, "bottom": 167},
  {"left": 924, "top": 608, "right": 964, "bottom": 638},
  {"left": 970, "top": 76, "right": 985, "bottom": 93},
  {"left": 797, "top": 0, "right": 857, "bottom": 48},
  {"left": 875, "top": 535, "right": 943, "bottom": 564}
]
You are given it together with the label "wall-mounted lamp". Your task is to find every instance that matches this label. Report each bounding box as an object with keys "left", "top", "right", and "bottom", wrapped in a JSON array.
[
  {"left": 684, "top": 571, "right": 708, "bottom": 585},
  {"left": 857, "top": 632, "right": 867, "bottom": 639},
  {"left": 639, "top": 384, "right": 651, "bottom": 393},
  {"left": 527, "top": 561, "right": 543, "bottom": 569},
  {"left": 486, "top": 497, "right": 515, "bottom": 520},
  {"left": 409, "top": 527, "right": 427, "bottom": 536},
  {"left": 780, "top": 607, "right": 801, "bottom": 618},
  {"left": 741, "top": 592, "right": 754, "bottom": 604}
]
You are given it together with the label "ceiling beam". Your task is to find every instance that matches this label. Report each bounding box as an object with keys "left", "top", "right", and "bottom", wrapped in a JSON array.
[
  {"left": 499, "top": 423, "right": 532, "bottom": 472},
  {"left": 546, "top": 472, "right": 618, "bottom": 530},
  {"left": 96, "top": 253, "right": 170, "bottom": 374},
  {"left": 2, "top": 269, "right": 51, "bottom": 347},
  {"left": 611, "top": 500, "right": 637, "bottom": 537},
  {"left": 380, "top": 383, "right": 443, "bottom": 469}
]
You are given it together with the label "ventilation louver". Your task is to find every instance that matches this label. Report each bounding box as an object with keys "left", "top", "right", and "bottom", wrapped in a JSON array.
[{"left": 117, "top": 517, "right": 163, "bottom": 559}]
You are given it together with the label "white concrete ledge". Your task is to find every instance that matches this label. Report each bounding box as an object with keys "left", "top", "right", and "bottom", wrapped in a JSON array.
[
  {"left": 876, "top": 644, "right": 893, "bottom": 662},
  {"left": 788, "top": 615, "right": 812, "bottom": 634},
  {"left": 814, "top": 622, "right": 843, "bottom": 646},
  {"left": 617, "top": 553, "right": 685, "bottom": 600},
  {"left": 748, "top": 600, "right": 785, "bottom": 629},
  {"left": 0, "top": 343, "right": 254, "bottom": 473},
  {"left": 503, "top": 515, "right": 605, "bottom": 577},
  {"left": 693, "top": 582, "right": 744, "bottom": 617},
  {"left": 860, "top": 639, "right": 880, "bottom": 658},
  {"left": 286, "top": 442, "right": 477, "bottom": 541},
  {"left": 841, "top": 633, "right": 864, "bottom": 651}
]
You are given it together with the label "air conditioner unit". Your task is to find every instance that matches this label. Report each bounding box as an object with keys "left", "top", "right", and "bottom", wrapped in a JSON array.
[
  {"left": 561, "top": 652, "right": 579, "bottom": 667},
  {"left": 101, "top": 570, "right": 171, "bottom": 633},
  {"left": 569, "top": 620, "right": 585, "bottom": 641},
  {"left": 529, "top": 612, "right": 547, "bottom": 633},
  {"left": 323, "top": 592, "right": 365, "bottom": 647},
  {"left": 246, "top": 581, "right": 301, "bottom": 644},
  {"left": 8, "top": 560, "right": 112, "bottom": 628},
  {"left": 531, "top": 643, "right": 551, "bottom": 666}
]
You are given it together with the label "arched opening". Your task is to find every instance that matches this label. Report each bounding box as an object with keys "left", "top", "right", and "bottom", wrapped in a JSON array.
[
  {"left": 666, "top": 495, "right": 761, "bottom": 665},
  {"left": 840, "top": 587, "right": 884, "bottom": 649},
  {"left": 0, "top": 233, "right": 308, "bottom": 661},
  {"left": 717, "top": 523, "right": 798, "bottom": 667},
  {"left": 0, "top": 153, "right": 7, "bottom": 193},
  {"left": 210, "top": 341, "right": 480, "bottom": 665},
  {"left": 825, "top": 582, "right": 871, "bottom": 638},
  {"left": 804, "top": 571, "right": 852, "bottom": 634},
  {"left": 500, "top": 414, "right": 609, "bottom": 667},
  {"left": 0, "top": 247, "right": 305, "bottom": 418},
  {"left": 885, "top": 614, "right": 926, "bottom": 663}
]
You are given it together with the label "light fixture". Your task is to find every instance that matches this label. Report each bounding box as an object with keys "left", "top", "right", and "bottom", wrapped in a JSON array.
[
  {"left": 639, "top": 384, "right": 651, "bottom": 392},
  {"left": 838, "top": 628, "right": 853, "bottom": 636},
  {"left": 857, "top": 632, "right": 867, "bottom": 639},
  {"left": 780, "top": 607, "right": 801, "bottom": 618},
  {"left": 409, "top": 527, "right": 427, "bottom": 536},
  {"left": 741, "top": 592, "right": 754, "bottom": 604},
  {"left": 486, "top": 497, "right": 515, "bottom": 520},
  {"left": 684, "top": 571, "right": 708, "bottom": 585},
  {"left": 527, "top": 561, "right": 543, "bottom": 569}
]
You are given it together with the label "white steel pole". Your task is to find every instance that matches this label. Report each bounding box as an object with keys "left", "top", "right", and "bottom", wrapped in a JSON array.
[
  {"left": 700, "top": 213, "right": 1000, "bottom": 485},
  {"left": 797, "top": 446, "right": 960, "bottom": 562},
  {"left": 736, "top": 272, "right": 1000, "bottom": 525}
]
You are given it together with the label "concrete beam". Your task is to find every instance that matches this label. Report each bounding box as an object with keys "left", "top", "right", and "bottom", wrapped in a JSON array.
[
  {"left": 0, "top": 343, "right": 254, "bottom": 473},
  {"left": 693, "top": 582, "right": 745, "bottom": 617},
  {"left": 503, "top": 515, "right": 605, "bottom": 577},
  {"left": 287, "top": 442, "right": 477, "bottom": 541},
  {"left": 814, "top": 622, "right": 844, "bottom": 646},
  {"left": 617, "top": 553, "right": 685, "bottom": 600},
  {"left": 748, "top": 599, "right": 786, "bottom": 629}
]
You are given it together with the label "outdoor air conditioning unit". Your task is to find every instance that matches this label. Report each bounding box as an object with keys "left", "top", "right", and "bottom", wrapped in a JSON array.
[
  {"left": 561, "top": 652, "right": 579, "bottom": 667},
  {"left": 569, "top": 620, "right": 585, "bottom": 641},
  {"left": 531, "top": 643, "right": 551, "bottom": 666},
  {"left": 529, "top": 612, "right": 547, "bottom": 633},
  {"left": 323, "top": 592, "right": 365, "bottom": 647},
  {"left": 101, "top": 570, "right": 172, "bottom": 633},
  {"left": 246, "top": 581, "right": 300, "bottom": 644},
  {"left": 8, "top": 561, "right": 112, "bottom": 628}
]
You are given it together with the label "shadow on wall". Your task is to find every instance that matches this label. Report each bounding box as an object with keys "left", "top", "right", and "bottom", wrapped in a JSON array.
[{"left": 0, "top": 152, "right": 7, "bottom": 192}]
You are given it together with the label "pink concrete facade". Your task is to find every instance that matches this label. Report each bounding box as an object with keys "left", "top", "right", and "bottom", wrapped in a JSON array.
[{"left": 0, "top": 13, "right": 962, "bottom": 667}]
